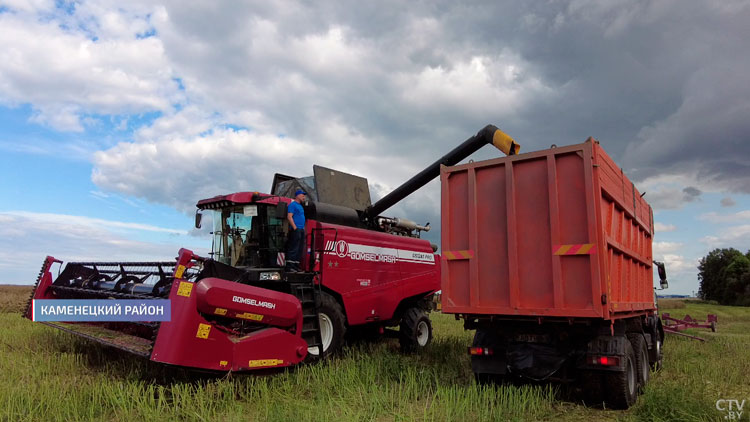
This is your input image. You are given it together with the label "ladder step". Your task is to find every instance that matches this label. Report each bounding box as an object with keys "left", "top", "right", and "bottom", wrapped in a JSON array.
[{"left": 291, "top": 282, "right": 322, "bottom": 349}]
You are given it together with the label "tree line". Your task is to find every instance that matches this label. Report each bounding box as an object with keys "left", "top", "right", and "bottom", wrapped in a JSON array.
[{"left": 698, "top": 248, "right": 750, "bottom": 306}]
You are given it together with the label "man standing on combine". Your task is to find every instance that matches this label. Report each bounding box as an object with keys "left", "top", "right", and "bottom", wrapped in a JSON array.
[{"left": 285, "top": 189, "right": 306, "bottom": 272}]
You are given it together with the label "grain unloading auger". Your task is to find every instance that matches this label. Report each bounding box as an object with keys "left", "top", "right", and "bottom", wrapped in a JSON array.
[{"left": 24, "top": 124, "right": 519, "bottom": 373}]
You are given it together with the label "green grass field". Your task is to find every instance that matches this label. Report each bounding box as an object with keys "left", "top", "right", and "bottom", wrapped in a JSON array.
[{"left": 1, "top": 285, "right": 748, "bottom": 421}]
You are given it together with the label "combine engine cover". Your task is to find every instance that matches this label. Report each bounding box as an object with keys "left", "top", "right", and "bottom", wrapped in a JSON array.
[{"left": 25, "top": 249, "right": 308, "bottom": 371}]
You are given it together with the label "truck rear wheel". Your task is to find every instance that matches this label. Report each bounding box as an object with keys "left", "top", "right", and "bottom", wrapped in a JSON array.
[
  {"left": 399, "top": 307, "right": 432, "bottom": 353},
  {"left": 307, "top": 292, "right": 346, "bottom": 359},
  {"left": 605, "top": 339, "right": 638, "bottom": 409},
  {"left": 627, "top": 333, "right": 650, "bottom": 391}
]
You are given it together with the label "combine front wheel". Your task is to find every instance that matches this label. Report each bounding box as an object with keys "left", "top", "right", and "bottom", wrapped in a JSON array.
[{"left": 307, "top": 292, "right": 346, "bottom": 359}]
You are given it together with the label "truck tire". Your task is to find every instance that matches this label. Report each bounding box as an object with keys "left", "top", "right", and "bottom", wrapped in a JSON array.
[
  {"left": 627, "top": 333, "right": 650, "bottom": 391},
  {"left": 399, "top": 307, "right": 432, "bottom": 353},
  {"left": 307, "top": 292, "right": 346, "bottom": 360},
  {"left": 605, "top": 339, "right": 638, "bottom": 409}
]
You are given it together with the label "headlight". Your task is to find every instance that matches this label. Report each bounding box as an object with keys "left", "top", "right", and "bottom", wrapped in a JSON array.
[{"left": 259, "top": 271, "right": 281, "bottom": 281}]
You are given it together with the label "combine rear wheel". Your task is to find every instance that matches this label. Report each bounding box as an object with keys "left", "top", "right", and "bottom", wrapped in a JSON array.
[
  {"left": 399, "top": 307, "right": 432, "bottom": 353},
  {"left": 605, "top": 339, "right": 638, "bottom": 409},
  {"left": 307, "top": 292, "right": 346, "bottom": 359}
]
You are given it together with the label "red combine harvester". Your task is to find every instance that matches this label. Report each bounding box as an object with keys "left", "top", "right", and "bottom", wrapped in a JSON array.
[
  {"left": 440, "top": 137, "right": 669, "bottom": 409},
  {"left": 24, "top": 125, "right": 518, "bottom": 372}
]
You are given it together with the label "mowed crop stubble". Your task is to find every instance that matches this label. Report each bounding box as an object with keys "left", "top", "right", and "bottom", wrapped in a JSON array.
[{"left": 1, "top": 285, "right": 748, "bottom": 421}]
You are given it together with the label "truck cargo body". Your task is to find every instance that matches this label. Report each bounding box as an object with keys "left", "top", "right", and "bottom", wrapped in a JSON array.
[
  {"left": 441, "top": 138, "right": 655, "bottom": 319},
  {"left": 440, "top": 138, "right": 664, "bottom": 409}
]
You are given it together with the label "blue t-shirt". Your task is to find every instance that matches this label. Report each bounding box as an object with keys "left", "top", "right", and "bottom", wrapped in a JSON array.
[{"left": 288, "top": 201, "right": 305, "bottom": 230}]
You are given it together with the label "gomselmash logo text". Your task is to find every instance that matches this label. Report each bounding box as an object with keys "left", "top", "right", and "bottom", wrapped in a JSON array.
[
  {"left": 324, "top": 240, "right": 434, "bottom": 265},
  {"left": 232, "top": 295, "right": 276, "bottom": 310}
]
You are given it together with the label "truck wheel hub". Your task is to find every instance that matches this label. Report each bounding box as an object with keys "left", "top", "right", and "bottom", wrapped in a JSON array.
[{"left": 627, "top": 357, "right": 636, "bottom": 394}]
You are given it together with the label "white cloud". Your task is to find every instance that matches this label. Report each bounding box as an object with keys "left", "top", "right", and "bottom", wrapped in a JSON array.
[
  {"left": 0, "top": 210, "right": 205, "bottom": 284},
  {"left": 92, "top": 125, "right": 316, "bottom": 212},
  {"left": 1, "top": 211, "right": 187, "bottom": 235},
  {"left": 637, "top": 174, "right": 710, "bottom": 210},
  {"left": 0, "top": 0, "right": 53, "bottom": 13},
  {"left": 654, "top": 222, "right": 676, "bottom": 232},
  {"left": 0, "top": 4, "right": 181, "bottom": 131},
  {"left": 91, "top": 112, "right": 441, "bottom": 214},
  {"left": 659, "top": 253, "right": 697, "bottom": 275},
  {"left": 698, "top": 210, "right": 750, "bottom": 224},
  {"left": 652, "top": 242, "right": 695, "bottom": 274},
  {"left": 650, "top": 241, "right": 698, "bottom": 292},
  {"left": 653, "top": 241, "right": 683, "bottom": 256},
  {"left": 396, "top": 53, "right": 551, "bottom": 119},
  {"left": 702, "top": 224, "right": 750, "bottom": 249}
]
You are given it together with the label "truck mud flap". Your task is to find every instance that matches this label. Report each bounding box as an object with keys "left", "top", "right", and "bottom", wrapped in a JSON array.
[{"left": 506, "top": 342, "right": 568, "bottom": 381}]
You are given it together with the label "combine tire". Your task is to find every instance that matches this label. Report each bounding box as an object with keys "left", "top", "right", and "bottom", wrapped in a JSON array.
[
  {"left": 627, "top": 333, "right": 650, "bottom": 391},
  {"left": 399, "top": 307, "right": 432, "bottom": 353},
  {"left": 307, "top": 292, "right": 346, "bottom": 359},
  {"left": 605, "top": 339, "right": 638, "bottom": 409}
]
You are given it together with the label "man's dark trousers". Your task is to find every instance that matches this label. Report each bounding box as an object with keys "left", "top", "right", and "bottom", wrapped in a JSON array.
[{"left": 285, "top": 228, "right": 305, "bottom": 271}]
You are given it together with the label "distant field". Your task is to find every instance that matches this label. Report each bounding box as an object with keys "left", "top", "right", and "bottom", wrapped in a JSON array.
[{"left": 1, "top": 285, "right": 748, "bottom": 421}]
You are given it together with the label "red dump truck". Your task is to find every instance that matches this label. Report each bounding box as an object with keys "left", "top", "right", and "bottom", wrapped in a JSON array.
[{"left": 440, "top": 137, "right": 668, "bottom": 409}]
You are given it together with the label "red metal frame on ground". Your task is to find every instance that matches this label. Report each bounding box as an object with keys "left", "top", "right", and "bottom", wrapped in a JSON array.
[{"left": 661, "top": 313, "right": 717, "bottom": 342}]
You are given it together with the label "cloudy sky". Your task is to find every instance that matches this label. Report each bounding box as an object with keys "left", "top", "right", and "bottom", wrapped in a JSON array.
[{"left": 1, "top": 0, "right": 749, "bottom": 295}]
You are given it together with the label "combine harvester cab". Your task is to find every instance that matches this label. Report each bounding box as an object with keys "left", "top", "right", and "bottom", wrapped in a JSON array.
[{"left": 25, "top": 249, "right": 309, "bottom": 371}]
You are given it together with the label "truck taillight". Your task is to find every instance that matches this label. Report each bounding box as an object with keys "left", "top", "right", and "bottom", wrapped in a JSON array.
[
  {"left": 468, "top": 347, "right": 493, "bottom": 356},
  {"left": 588, "top": 355, "right": 620, "bottom": 366}
]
